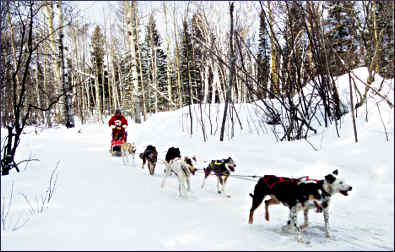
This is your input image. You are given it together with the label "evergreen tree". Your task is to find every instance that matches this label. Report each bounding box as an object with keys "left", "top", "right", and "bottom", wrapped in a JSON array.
[
  {"left": 376, "top": 1, "right": 394, "bottom": 78},
  {"left": 324, "top": 1, "right": 360, "bottom": 76},
  {"left": 191, "top": 12, "right": 204, "bottom": 102},
  {"left": 90, "top": 25, "right": 107, "bottom": 111},
  {"left": 180, "top": 19, "right": 193, "bottom": 106},
  {"left": 256, "top": 8, "right": 270, "bottom": 98},
  {"left": 143, "top": 14, "right": 168, "bottom": 112}
]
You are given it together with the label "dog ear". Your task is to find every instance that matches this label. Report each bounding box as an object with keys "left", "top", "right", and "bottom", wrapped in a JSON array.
[
  {"left": 332, "top": 169, "right": 338, "bottom": 176},
  {"left": 325, "top": 174, "right": 336, "bottom": 184}
]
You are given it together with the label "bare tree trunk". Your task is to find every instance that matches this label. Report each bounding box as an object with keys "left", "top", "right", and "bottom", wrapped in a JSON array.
[
  {"left": 348, "top": 73, "right": 358, "bottom": 142},
  {"left": 203, "top": 64, "right": 210, "bottom": 103},
  {"left": 94, "top": 62, "right": 102, "bottom": 122},
  {"left": 135, "top": 26, "right": 147, "bottom": 121},
  {"left": 372, "top": 1, "right": 380, "bottom": 73},
  {"left": 173, "top": 5, "right": 183, "bottom": 108},
  {"left": 162, "top": 2, "right": 173, "bottom": 109},
  {"left": 125, "top": 1, "right": 141, "bottom": 123},
  {"left": 35, "top": 50, "right": 44, "bottom": 124},
  {"left": 220, "top": 2, "right": 235, "bottom": 141},
  {"left": 212, "top": 59, "right": 225, "bottom": 103},
  {"left": 306, "top": 1, "right": 315, "bottom": 75},
  {"left": 108, "top": 27, "right": 120, "bottom": 111},
  {"left": 42, "top": 40, "right": 52, "bottom": 127},
  {"left": 268, "top": 2, "right": 279, "bottom": 97},
  {"left": 56, "top": 1, "right": 75, "bottom": 128},
  {"left": 149, "top": 18, "right": 159, "bottom": 113},
  {"left": 45, "top": 2, "right": 63, "bottom": 123}
]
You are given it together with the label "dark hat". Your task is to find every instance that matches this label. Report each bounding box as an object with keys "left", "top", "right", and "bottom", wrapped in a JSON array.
[{"left": 115, "top": 108, "right": 121, "bottom": 114}]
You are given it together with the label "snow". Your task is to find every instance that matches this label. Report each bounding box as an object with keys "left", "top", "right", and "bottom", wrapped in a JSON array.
[{"left": 1, "top": 68, "right": 394, "bottom": 250}]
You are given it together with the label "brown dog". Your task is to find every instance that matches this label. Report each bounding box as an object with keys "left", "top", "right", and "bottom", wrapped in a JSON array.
[{"left": 139, "top": 145, "right": 158, "bottom": 175}]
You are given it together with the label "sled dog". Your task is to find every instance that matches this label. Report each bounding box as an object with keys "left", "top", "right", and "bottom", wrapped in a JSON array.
[
  {"left": 201, "top": 157, "right": 236, "bottom": 198},
  {"left": 248, "top": 170, "right": 352, "bottom": 239},
  {"left": 121, "top": 142, "right": 136, "bottom": 165},
  {"left": 161, "top": 156, "right": 197, "bottom": 198},
  {"left": 249, "top": 178, "right": 326, "bottom": 243},
  {"left": 139, "top": 145, "right": 158, "bottom": 175}
]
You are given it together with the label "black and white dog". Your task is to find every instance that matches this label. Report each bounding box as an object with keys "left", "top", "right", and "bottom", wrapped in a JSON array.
[
  {"left": 249, "top": 177, "right": 326, "bottom": 243},
  {"left": 201, "top": 157, "right": 236, "bottom": 198},
  {"left": 249, "top": 170, "right": 352, "bottom": 239},
  {"left": 286, "top": 170, "right": 352, "bottom": 238},
  {"left": 165, "top": 147, "right": 181, "bottom": 165},
  {"left": 161, "top": 147, "right": 197, "bottom": 197}
]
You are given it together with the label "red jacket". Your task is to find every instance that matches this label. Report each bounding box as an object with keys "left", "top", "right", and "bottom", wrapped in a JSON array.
[{"left": 108, "top": 115, "right": 128, "bottom": 130}]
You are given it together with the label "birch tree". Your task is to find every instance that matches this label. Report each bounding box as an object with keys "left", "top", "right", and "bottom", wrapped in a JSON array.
[
  {"left": 125, "top": 0, "right": 141, "bottom": 123},
  {"left": 56, "top": 0, "right": 75, "bottom": 128}
]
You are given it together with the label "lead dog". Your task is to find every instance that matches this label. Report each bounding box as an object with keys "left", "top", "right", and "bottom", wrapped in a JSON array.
[
  {"left": 249, "top": 170, "right": 352, "bottom": 239},
  {"left": 201, "top": 157, "right": 236, "bottom": 198},
  {"left": 249, "top": 176, "right": 324, "bottom": 242},
  {"left": 279, "top": 170, "right": 352, "bottom": 238},
  {"left": 121, "top": 142, "right": 136, "bottom": 165},
  {"left": 249, "top": 178, "right": 325, "bottom": 243},
  {"left": 161, "top": 156, "right": 197, "bottom": 197},
  {"left": 139, "top": 145, "right": 158, "bottom": 175}
]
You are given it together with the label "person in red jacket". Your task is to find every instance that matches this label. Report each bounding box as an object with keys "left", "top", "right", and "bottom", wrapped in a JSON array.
[{"left": 109, "top": 108, "right": 128, "bottom": 141}]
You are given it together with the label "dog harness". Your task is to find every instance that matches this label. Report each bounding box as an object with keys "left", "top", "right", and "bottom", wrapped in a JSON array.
[
  {"left": 298, "top": 176, "right": 319, "bottom": 183},
  {"left": 265, "top": 176, "right": 318, "bottom": 191},
  {"left": 267, "top": 177, "right": 299, "bottom": 190},
  {"left": 207, "top": 160, "right": 230, "bottom": 176}
]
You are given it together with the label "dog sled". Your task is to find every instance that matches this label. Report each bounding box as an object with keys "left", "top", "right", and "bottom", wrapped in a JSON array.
[{"left": 110, "top": 128, "right": 126, "bottom": 157}]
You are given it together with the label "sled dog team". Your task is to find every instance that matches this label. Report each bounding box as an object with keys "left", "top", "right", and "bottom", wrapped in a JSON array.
[{"left": 121, "top": 143, "right": 353, "bottom": 243}]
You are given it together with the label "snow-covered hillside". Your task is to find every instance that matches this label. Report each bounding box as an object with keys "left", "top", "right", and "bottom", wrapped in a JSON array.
[{"left": 1, "top": 68, "right": 393, "bottom": 250}]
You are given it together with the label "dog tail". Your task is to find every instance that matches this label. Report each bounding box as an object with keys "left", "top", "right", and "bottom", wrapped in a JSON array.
[{"left": 249, "top": 193, "right": 254, "bottom": 198}]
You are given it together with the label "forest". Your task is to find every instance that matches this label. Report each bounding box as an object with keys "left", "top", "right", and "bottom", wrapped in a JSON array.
[{"left": 1, "top": 1, "right": 394, "bottom": 174}]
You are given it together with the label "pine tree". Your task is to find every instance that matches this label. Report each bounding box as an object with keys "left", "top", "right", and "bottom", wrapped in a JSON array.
[
  {"left": 142, "top": 14, "right": 168, "bottom": 112},
  {"left": 90, "top": 25, "right": 106, "bottom": 115},
  {"left": 180, "top": 19, "right": 194, "bottom": 106},
  {"left": 324, "top": 1, "right": 360, "bottom": 76},
  {"left": 256, "top": 8, "right": 270, "bottom": 99},
  {"left": 376, "top": 1, "right": 394, "bottom": 78},
  {"left": 191, "top": 12, "right": 204, "bottom": 102}
]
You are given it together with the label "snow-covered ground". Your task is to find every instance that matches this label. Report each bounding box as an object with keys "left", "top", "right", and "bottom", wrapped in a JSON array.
[{"left": 1, "top": 68, "right": 394, "bottom": 250}]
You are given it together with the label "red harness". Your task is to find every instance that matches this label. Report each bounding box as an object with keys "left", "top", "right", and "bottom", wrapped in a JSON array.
[
  {"left": 298, "top": 176, "right": 319, "bottom": 183},
  {"left": 266, "top": 176, "right": 318, "bottom": 190}
]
